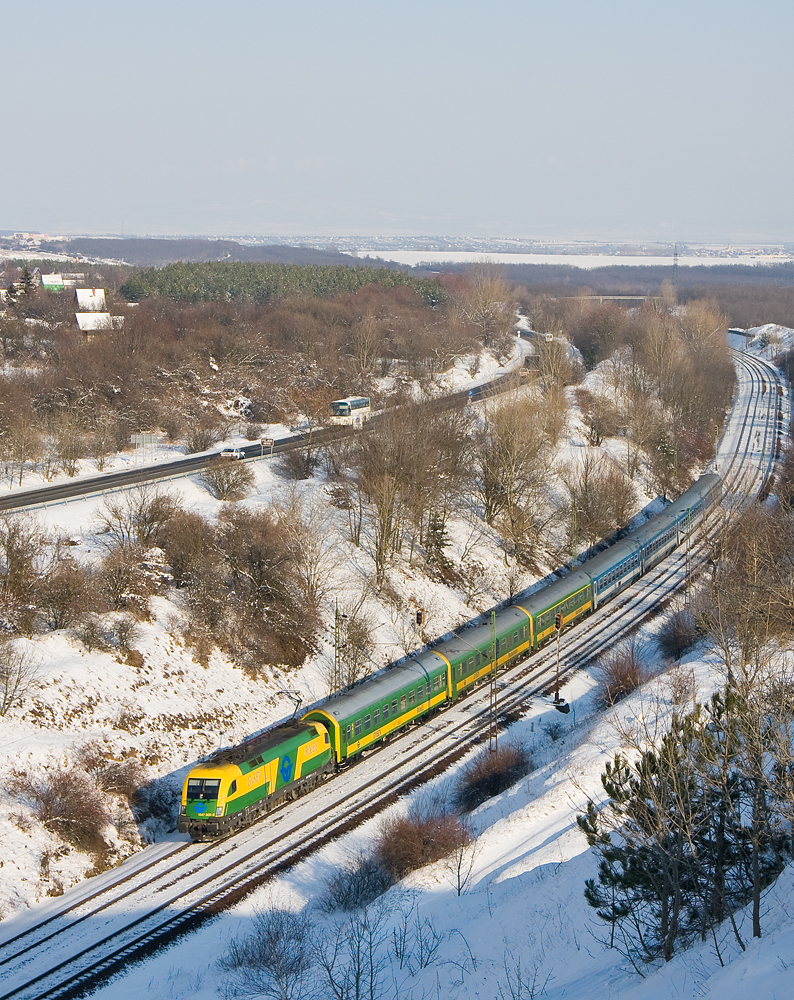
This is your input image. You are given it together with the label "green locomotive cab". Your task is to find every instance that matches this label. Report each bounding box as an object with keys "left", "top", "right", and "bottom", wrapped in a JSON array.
[{"left": 178, "top": 720, "right": 333, "bottom": 840}]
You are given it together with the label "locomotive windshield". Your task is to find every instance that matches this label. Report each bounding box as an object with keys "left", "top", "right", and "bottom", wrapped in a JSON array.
[{"left": 187, "top": 778, "right": 221, "bottom": 799}]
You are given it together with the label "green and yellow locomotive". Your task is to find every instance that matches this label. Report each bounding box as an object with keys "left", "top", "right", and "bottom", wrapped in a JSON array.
[{"left": 178, "top": 720, "right": 333, "bottom": 839}]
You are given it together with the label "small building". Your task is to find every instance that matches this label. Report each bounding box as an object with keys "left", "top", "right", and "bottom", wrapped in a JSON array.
[
  {"left": 41, "top": 273, "right": 64, "bottom": 291},
  {"left": 75, "top": 312, "right": 114, "bottom": 332},
  {"left": 75, "top": 288, "right": 106, "bottom": 311}
]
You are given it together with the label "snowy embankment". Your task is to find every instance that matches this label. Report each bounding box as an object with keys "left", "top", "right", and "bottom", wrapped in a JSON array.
[
  {"left": 89, "top": 639, "right": 794, "bottom": 1000},
  {"left": 2, "top": 332, "right": 791, "bottom": 999}
]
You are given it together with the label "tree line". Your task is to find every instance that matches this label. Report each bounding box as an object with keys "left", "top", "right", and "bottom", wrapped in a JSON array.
[{"left": 119, "top": 260, "right": 446, "bottom": 306}]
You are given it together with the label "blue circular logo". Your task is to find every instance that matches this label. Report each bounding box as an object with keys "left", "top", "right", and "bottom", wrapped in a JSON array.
[
  {"left": 280, "top": 755, "right": 293, "bottom": 783},
  {"left": 194, "top": 802, "right": 206, "bottom": 814}
]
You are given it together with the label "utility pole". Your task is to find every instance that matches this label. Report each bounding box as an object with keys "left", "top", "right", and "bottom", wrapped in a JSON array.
[
  {"left": 333, "top": 603, "right": 347, "bottom": 696},
  {"left": 685, "top": 505, "right": 692, "bottom": 605},
  {"left": 489, "top": 610, "right": 498, "bottom": 753},
  {"left": 571, "top": 495, "right": 578, "bottom": 568}
]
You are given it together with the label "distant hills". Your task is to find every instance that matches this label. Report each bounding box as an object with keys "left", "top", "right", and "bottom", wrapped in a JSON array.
[{"left": 39, "top": 237, "right": 392, "bottom": 269}]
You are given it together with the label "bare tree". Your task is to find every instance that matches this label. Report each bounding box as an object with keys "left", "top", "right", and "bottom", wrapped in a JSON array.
[
  {"left": 0, "top": 638, "right": 37, "bottom": 715},
  {"left": 218, "top": 906, "right": 317, "bottom": 1000},
  {"left": 458, "top": 264, "right": 515, "bottom": 354},
  {"left": 273, "top": 487, "right": 342, "bottom": 606},
  {"left": 537, "top": 338, "right": 572, "bottom": 389},
  {"left": 315, "top": 907, "right": 389, "bottom": 1000},
  {"left": 96, "top": 485, "right": 181, "bottom": 548}
]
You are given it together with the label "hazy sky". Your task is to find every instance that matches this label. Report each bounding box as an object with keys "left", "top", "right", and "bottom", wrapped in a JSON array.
[{"left": 5, "top": 1, "right": 794, "bottom": 242}]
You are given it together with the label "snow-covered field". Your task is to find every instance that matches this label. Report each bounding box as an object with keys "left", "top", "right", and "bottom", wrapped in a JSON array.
[
  {"left": 1, "top": 330, "right": 791, "bottom": 999},
  {"left": 361, "top": 250, "right": 794, "bottom": 269}
]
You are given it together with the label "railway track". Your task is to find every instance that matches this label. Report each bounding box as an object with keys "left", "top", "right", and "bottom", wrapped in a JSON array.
[{"left": 0, "top": 347, "right": 786, "bottom": 1000}]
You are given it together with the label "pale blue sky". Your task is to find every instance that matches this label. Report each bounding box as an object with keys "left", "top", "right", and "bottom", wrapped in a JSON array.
[{"left": 5, "top": 0, "right": 793, "bottom": 241}]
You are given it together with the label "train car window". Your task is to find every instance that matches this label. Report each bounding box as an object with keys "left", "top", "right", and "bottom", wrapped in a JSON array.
[
  {"left": 228, "top": 780, "right": 237, "bottom": 795},
  {"left": 400, "top": 695, "right": 406, "bottom": 711},
  {"left": 457, "top": 664, "right": 463, "bottom": 678},
  {"left": 409, "top": 690, "right": 415, "bottom": 706},
  {"left": 513, "top": 631, "right": 518, "bottom": 643},
  {"left": 324, "top": 732, "right": 330, "bottom": 744},
  {"left": 374, "top": 708, "right": 380, "bottom": 726},
  {"left": 382, "top": 703, "right": 389, "bottom": 721},
  {"left": 364, "top": 714, "right": 371, "bottom": 730},
  {"left": 476, "top": 652, "right": 481, "bottom": 666},
  {"left": 468, "top": 657, "right": 474, "bottom": 670},
  {"left": 392, "top": 699, "right": 398, "bottom": 714},
  {"left": 344, "top": 724, "right": 351, "bottom": 742},
  {"left": 355, "top": 719, "right": 362, "bottom": 737},
  {"left": 417, "top": 684, "right": 424, "bottom": 700}
]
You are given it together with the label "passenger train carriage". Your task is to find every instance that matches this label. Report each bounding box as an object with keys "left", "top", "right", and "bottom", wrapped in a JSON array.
[{"left": 179, "top": 473, "right": 722, "bottom": 839}]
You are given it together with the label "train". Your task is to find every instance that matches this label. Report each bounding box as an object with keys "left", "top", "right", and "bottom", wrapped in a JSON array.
[{"left": 178, "top": 472, "right": 722, "bottom": 839}]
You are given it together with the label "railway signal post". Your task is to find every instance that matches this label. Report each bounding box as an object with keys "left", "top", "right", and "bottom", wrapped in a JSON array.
[{"left": 554, "top": 613, "right": 570, "bottom": 714}]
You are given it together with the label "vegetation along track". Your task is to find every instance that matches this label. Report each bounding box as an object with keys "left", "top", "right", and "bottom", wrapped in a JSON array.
[
  {"left": 0, "top": 349, "right": 785, "bottom": 1000},
  {"left": 0, "top": 370, "right": 512, "bottom": 515}
]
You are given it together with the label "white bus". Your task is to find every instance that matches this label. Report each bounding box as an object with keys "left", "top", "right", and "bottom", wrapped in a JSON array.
[{"left": 329, "top": 396, "right": 371, "bottom": 427}]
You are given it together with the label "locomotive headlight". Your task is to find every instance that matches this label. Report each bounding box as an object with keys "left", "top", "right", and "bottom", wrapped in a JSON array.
[{"left": 216, "top": 806, "right": 223, "bottom": 816}]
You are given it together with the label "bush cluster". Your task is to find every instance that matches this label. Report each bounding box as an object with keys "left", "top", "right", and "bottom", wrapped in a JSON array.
[
  {"left": 656, "top": 607, "right": 699, "bottom": 661},
  {"left": 595, "top": 640, "right": 650, "bottom": 707},
  {"left": 453, "top": 742, "right": 533, "bottom": 813}
]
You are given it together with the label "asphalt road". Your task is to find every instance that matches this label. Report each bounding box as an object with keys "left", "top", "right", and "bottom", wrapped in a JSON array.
[{"left": 0, "top": 373, "right": 513, "bottom": 514}]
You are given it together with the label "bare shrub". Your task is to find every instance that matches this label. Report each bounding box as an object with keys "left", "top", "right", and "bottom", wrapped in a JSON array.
[
  {"left": 314, "top": 906, "right": 389, "bottom": 1000},
  {"left": 185, "top": 422, "right": 221, "bottom": 454},
  {"left": 667, "top": 663, "right": 696, "bottom": 709},
  {"left": 595, "top": 638, "right": 650, "bottom": 707},
  {"left": 542, "top": 719, "right": 566, "bottom": 742},
  {"left": 74, "top": 741, "right": 147, "bottom": 799},
  {"left": 98, "top": 545, "right": 156, "bottom": 614},
  {"left": 656, "top": 607, "right": 698, "bottom": 661},
  {"left": 322, "top": 853, "right": 394, "bottom": 912},
  {"left": 218, "top": 906, "right": 315, "bottom": 1000},
  {"left": 244, "top": 423, "right": 263, "bottom": 440},
  {"left": 74, "top": 612, "right": 113, "bottom": 653},
  {"left": 0, "top": 512, "right": 47, "bottom": 602},
  {"left": 0, "top": 638, "right": 38, "bottom": 715},
  {"left": 277, "top": 446, "right": 317, "bottom": 480},
  {"left": 375, "top": 806, "right": 471, "bottom": 882},
  {"left": 113, "top": 613, "right": 142, "bottom": 650},
  {"left": 8, "top": 765, "right": 109, "bottom": 851},
  {"left": 37, "top": 556, "right": 93, "bottom": 630},
  {"left": 96, "top": 485, "right": 181, "bottom": 548},
  {"left": 453, "top": 741, "right": 533, "bottom": 813},
  {"left": 130, "top": 776, "right": 181, "bottom": 839},
  {"left": 158, "top": 510, "right": 217, "bottom": 588},
  {"left": 272, "top": 488, "right": 341, "bottom": 606},
  {"left": 200, "top": 457, "right": 255, "bottom": 501}
]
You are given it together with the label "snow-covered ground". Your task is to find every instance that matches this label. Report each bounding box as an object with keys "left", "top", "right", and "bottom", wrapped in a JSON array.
[{"left": 1, "top": 331, "right": 791, "bottom": 999}]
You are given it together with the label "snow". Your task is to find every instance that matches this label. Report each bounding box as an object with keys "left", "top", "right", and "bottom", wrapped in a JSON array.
[
  {"left": 0, "top": 331, "right": 791, "bottom": 998},
  {"left": 360, "top": 250, "right": 794, "bottom": 269}
]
